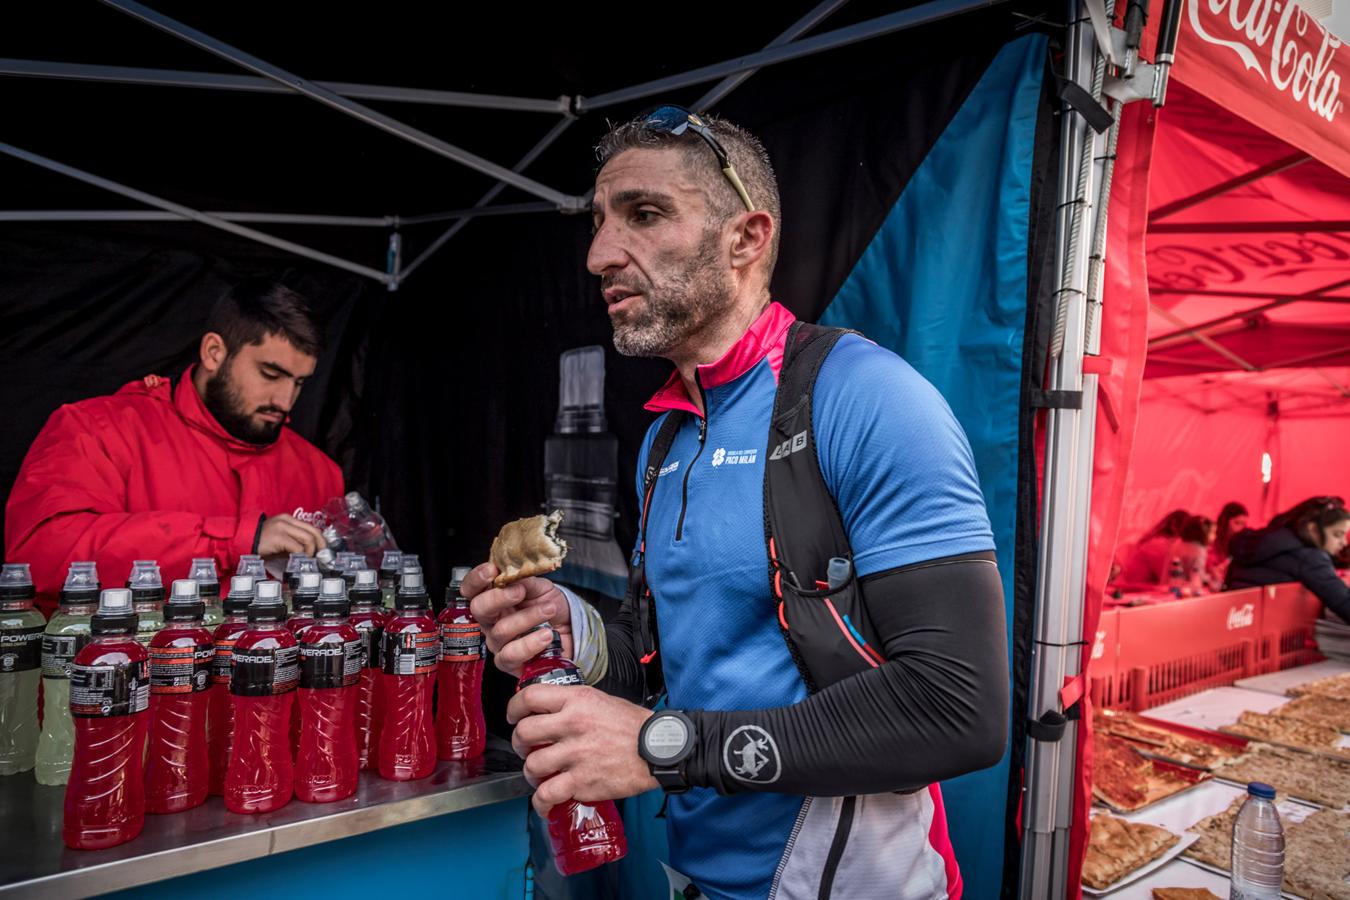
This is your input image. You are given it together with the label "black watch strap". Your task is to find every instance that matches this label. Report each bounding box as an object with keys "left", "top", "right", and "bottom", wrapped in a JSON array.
[{"left": 639, "top": 710, "right": 697, "bottom": 794}]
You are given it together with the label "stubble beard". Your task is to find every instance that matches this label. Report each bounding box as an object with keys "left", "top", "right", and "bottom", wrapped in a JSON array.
[
  {"left": 202, "top": 358, "right": 284, "bottom": 446},
  {"left": 608, "top": 225, "right": 735, "bottom": 359}
]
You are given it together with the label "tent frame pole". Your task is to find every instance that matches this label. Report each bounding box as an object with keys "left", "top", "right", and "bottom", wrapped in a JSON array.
[{"left": 1020, "top": 3, "right": 1107, "bottom": 896}]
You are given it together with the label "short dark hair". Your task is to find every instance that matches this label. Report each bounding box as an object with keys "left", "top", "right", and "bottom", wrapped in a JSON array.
[
  {"left": 595, "top": 111, "right": 783, "bottom": 273},
  {"left": 206, "top": 280, "right": 322, "bottom": 358}
]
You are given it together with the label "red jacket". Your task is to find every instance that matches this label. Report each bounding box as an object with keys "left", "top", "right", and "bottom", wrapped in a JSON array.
[{"left": 5, "top": 368, "right": 343, "bottom": 614}]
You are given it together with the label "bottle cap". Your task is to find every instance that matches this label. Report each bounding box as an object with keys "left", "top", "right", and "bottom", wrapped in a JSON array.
[
  {"left": 349, "top": 569, "right": 381, "bottom": 605},
  {"left": 293, "top": 570, "right": 321, "bottom": 611},
  {"left": 285, "top": 553, "right": 311, "bottom": 574},
  {"left": 56, "top": 561, "right": 99, "bottom": 604},
  {"left": 0, "top": 563, "right": 35, "bottom": 603},
  {"left": 224, "top": 575, "right": 256, "bottom": 615},
  {"left": 128, "top": 560, "right": 165, "bottom": 602},
  {"left": 256, "top": 580, "right": 282, "bottom": 602},
  {"left": 188, "top": 558, "right": 220, "bottom": 598},
  {"left": 1247, "top": 782, "right": 1276, "bottom": 800},
  {"left": 165, "top": 579, "right": 206, "bottom": 621},
  {"left": 380, "top": 550, "right": 403, "bottom": 576},
  {"left": 247, "top": 587, "right": 287, "bottom": 623},
  {"left": 91, "top": 587, "right": 138, "bottom": 634},
  {"left": 395, "top": 570, "right": 429, "bottom": 609},
  {"left": 400, "top": 554, "right": 421, "bottom": 574},
  {"left": 339, "top": 554, "right": 365, "bottom": 585},
  {"left": 316, "top": 577, "right": 350, "bottom": 618},
  {"left": 236, "top": 555, "right": 266, "bottom": 579}
]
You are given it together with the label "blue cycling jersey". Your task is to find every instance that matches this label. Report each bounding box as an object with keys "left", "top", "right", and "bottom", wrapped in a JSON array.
[{"left": 632, "top": 302, "right": 993, "bottom": 899}]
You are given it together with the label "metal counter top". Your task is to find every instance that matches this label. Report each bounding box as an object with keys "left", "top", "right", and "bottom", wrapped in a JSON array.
[{"left": 0, "top": 741, "right": 527, "bottom": 900}]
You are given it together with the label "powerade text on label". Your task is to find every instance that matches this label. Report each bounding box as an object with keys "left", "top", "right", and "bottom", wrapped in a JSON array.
[
  {"left": 440, "top": 619, "right": 485, "bottom": 662},
  {"left": 519, "top": 661, "right": 583, "bottom": 689},
  {"left": 382, "top": 629, "right": 438, "bottom": 676},
  {"left": 149, "top": 645, "right": 214, "bottom": 694},
  {"left": 0, "top": 625, "right": 43, "bottom": 673},
  {"left": 230, "top": 645, "right": 299, "bottom": 696},
  {"left": 353, "top": 620, "right": 383, "bottom": 668},
  {"left": 70, "top": 659, "right": 151, "bottom": 717},
  {"left": 211, "top": 637, "right": 238, "bottom": 684},
  {"left": 299, "top": 639, "right": 362, "bottom": 689},
  {"left": 41, "top": 633, "right": 90, "bottom": 679}
]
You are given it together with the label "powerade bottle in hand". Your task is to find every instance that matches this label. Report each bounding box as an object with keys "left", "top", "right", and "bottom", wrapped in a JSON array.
[
  {"left": 144, "top": 579, "right": 214, "bottom": 814},
  {"left": 224, "top": 587, "right": 298, "bottom": 814},
  {"left": 0, "top": 563, "right": 44, "bottom": 775},
  {"left": 63, "top": 588, "right": 150, "bottom": 850},
  {"left": 36, "top": 562, "right": 98, "bottom": 785},
  {"left": 517, "top": 627, "right": 627, "bottom": 875},
  {"left": 378, "top": 551, "right": 402, "bottom": 610},
  {"left": 208, "top": 575, "right": 255, "bottom": 795},
  {"left": 295, "top": 577, "right": 361, "bottom": 803},
  {"left": 1230, "top": 781, "right": 1285, "bottom": 899},
  {"left": 348, "top": 569, "right": 386, "bottom": 771},
  {"left": 128, "top": 560, "right": 165, "bottom": 647},
  {"left": 436, "top": 567, "right": 486, "bottom": 761},
  {"left": 378, "top": 570, "right": 438, "bottom": 781},
  {"left": 189, "top": 558, "right": 223, "bottom": 628}
]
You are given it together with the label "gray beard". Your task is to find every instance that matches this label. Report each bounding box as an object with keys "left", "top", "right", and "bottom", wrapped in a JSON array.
[{"left": 610, "top": 227, "right": 735, "bottom": 359}]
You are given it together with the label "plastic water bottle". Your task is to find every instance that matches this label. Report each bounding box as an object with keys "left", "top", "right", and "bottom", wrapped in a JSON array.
[
  {"left": 128, "top": 560, "right": 165, "bottom": 647},
  {"left": 144, "top": 579, "right": 214, "bottom": 814},
  {"left": 35, "top": 562, "right": 99, "bottom": 785},
  {"left": 63, "top": 588, "right": 150, "bottom": 849},
  {"left": 207, "top": 575, "right": 255, "bottom": 795},
  {"left": 1230, "top": 781, "right": 1284, "bottom": 899},
  {"left": 378, "top": 570, "right": 438, "bottom": 781},
  {"left": 0, "top": 563, "right": 45, "bottom": 776},
  {"left": 294, "top": 577, "right": 361, "bottom": 803},
  {"left": 518, "top": 626, "right": 627, "bottom": 875},
  {"left": 189, "top": 558, "right": 224, "bottom": 628},
  {"left": 436, "top": 567, "right": 486, "bottom": 761},
  {"left": 347, "top": 569, "right": 387, "bottom": 771}
]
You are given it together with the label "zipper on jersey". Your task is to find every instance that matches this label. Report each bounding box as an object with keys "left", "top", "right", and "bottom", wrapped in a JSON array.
[{"left": 674, "top": 375, "right": 708, "bottom": 543}]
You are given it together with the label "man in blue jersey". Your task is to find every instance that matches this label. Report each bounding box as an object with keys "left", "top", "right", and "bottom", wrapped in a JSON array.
[{"left": 464, "top": 108, "right": 1008, "bottom": 899}]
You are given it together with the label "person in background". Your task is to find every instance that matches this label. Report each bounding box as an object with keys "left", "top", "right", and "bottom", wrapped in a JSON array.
[
  {"left": 1115, "top": 508, "right": 1190, "bottom": 589},
  {"left": 1175, "top": 515, "right": 1216, "bottom": 591},
  {"left": 1207, "top": 501, "right": 1249, "bottom": 582},
  {"left": 1227, "top": 496, "right": 1350, "bottom": 624}
]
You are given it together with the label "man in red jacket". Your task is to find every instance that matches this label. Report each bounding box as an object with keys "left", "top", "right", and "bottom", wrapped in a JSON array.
[{"left": 5, "top": 280, "right": 344, "bottom": 614}]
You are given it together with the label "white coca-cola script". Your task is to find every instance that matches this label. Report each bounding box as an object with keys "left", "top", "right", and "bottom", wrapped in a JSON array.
[
  {"left": 1226, "top": 602, "right": 1256, "bottom": 630},
  {"left": 1188, "top": 0, "right": 1343, "bottom": 122}
]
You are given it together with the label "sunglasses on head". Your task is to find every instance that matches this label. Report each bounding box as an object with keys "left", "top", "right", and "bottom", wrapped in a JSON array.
[{"left": 642, "top": 105, "right": 756, "bottom": 212}]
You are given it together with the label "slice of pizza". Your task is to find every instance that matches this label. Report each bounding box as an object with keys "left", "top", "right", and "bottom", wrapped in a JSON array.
[
  {"left": 1092, "top": 733, "right": 1150, "bottom": 810},
  {"left": 1217, "top": 744, "right": 1350, "bottom": 809},
  {"left": 1083, "top": 814, "right": 1179, "bottom": 890},
  {"left": 1288, "top": 671, "right": 1350, "bottom": 703},
  {"left": 1273, "top": 694, "right": 1350, "bottom": 734},
  {"left": 489, "top": 510, "right": 568, "bottom": 588},
  {"left": 1284, "top": 808, "right": 1350, "bottom": 900},
  {"left": 1151, "top": 889, "right": 1221, "bottom": 900},
  {"left": 1219, "top": 710, "right": 1349, "bottom": 757}
]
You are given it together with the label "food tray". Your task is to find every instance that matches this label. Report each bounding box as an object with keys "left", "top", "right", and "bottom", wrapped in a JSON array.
[{"left": 1094, "top": 757, "right": 1213, "bottom": 814}]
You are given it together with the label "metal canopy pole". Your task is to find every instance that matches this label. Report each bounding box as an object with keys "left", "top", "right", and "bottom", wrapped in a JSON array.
[
  {"left": 1147, "top": 152, "right": 1311, "bottom": 223},
  {"left": 0, "top": 210, "right": 395, "bottom": 226},
  {"left": 1019, "top": 3, "right": 1108, "bottom": 896},
  {"left": 0, "top": 141, "right": 391, "bottom": 285},
  {"left": 99, "top": 0, "right": 587, "bottom": 213},
  {"left": 0, "top": 59, "right": 570, "bottom": 113},
  {"left": 579, "top": 0, "right": 1010, "bottom": 112}
]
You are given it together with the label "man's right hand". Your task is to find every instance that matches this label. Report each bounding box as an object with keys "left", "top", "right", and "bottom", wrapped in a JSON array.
[
  {"left": 463, "top": 563, "right": 573, "bottom": 678},
  {"left": 257, "top": 514, "right": 327, "bottom": 558}
]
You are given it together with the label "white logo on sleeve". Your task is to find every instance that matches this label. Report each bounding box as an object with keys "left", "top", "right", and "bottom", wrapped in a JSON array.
[{"left": 724, "top": 725, "right": 781, "bottom": 784}]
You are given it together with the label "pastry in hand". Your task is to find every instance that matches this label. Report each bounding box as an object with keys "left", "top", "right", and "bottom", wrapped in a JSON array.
[{"left": 490, "top": 510, "right": 568, "bottom": 588}]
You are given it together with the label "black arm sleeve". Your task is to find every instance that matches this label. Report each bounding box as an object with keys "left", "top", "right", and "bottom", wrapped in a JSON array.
[
  {"left": 595, "top": 599, "right": 646, "bottom": 704},
  {"left": 685, "top": 552, "right": 1009, "bottom": 796},
  {"left": 1297, "top": 553, "right": 1350, "bottom": 622}
]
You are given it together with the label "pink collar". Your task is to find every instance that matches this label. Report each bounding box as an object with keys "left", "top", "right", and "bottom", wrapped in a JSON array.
[{"left": 644, "top": 301, "right": 796, "bottom": 415}]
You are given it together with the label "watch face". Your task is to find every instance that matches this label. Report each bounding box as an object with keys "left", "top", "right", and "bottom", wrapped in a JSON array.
[{"left": 645, "top": 716, "right": 689, "bottom": 762}]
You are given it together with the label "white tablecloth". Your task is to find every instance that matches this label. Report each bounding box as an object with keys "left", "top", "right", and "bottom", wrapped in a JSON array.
[{"left": 1234, "top": 659, "right": 1350, "bottom": 696}]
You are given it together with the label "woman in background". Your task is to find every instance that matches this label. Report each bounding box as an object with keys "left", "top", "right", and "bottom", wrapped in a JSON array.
[
  {"left": 1207, "top": 501, "right": 1249, "bottom": 582},
  {"left": 1227, "top": 496, "right": 1350, "bottom": 624},
  {"left": 1116, "top": 509, "right": 1190, "bottom": 588}
]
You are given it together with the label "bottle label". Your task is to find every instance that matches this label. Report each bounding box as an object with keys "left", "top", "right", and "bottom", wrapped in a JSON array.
[
  {"left": 230, "top": 645, "right": 300, "bottom": 696},
  {"left": 440, "top": 619, "right": 485, "bottom": 662},
  {"left": 41, "top": 632, "right": 90, "bottom": 679},
  {"left": 382, "top": 628, "right": 439, "bottom": 676},
  {"left": 519, "top": 661, "right": 584, "bottom": 689},
  {"left": 353, "top": 619, "right": 384, "bottom": 669},
  {"left": 150, "top": 643, "right": 214, "bottom": 694},
  {"left": 0, "top": 624, "right": 44, "bottom": 673},
  {"left": 299, "top": 638, "right": 362, "bottom": 689},
  {"left": 70, "top": 659, "right": 150, "bottom": 717},
  {"left": 211, "top": 637, "right": 238, "bottom": 684}
]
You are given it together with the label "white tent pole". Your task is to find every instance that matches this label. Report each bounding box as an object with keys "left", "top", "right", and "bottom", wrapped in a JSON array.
[
  {"left": 0, "top": 141, "right": 392, "bottom": 285},
  {"left": 1020, "top": 2, "right": 1107, "bottom": 896},
  {"left": 99, "top": 0, "right": 587, "bottom": 213},
  {"left": 0, "top": 58, "right": 570, "bottom": 114}
]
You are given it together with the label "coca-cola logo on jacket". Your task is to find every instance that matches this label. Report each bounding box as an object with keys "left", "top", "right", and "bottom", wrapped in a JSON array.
[{"left": 1188, "top": 0, "right": 1343, "bottom": 123}]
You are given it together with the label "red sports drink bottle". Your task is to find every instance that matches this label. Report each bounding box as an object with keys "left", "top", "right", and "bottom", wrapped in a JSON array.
[
  {"left": 378, "top": 570, "right": 437, "bottom": 781},
  {"left": 436, "top": 567, "right": 485, "bottom": 761},
  {"left": 347, "top": 569, "right": 386, "bottom": 771},
  {"left": 517, "top": 627, "right": 627, "bottom": 875},
  {"left": 288, "top": 570, "right": 321, "bottom": 753},
  {"left": 224, "top": 586, "right": 298, "bottom": 814},
  {"left": 64, "top": 588, "right": 151, "bottom": 849},
  {"left": 208, "top": 575, "right": 255, "bottom": 795},
  {"left": 144, "top": 579, "right": 214, "bottom": 813},
  {"left": 295, "top": 577, "right": 361, "bottom": 803}
]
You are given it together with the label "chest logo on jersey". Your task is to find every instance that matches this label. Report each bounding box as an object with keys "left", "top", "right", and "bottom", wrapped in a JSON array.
[
  {"left": 768, "top": 431, "right": 808, "bottom": 461},
  {"left": 723, "top": 724, "right": 781, "bottom": 784},
  {"left": 658, "top": 460, "right": 681, "bottom": 478},
  {"left": 710, "top": 448, "right": 758, "bottom": 468}
]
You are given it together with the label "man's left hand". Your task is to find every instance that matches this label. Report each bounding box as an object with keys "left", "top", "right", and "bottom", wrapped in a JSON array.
[{"left": 508, "top": 684, "right": 658, "bottom": 816}]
